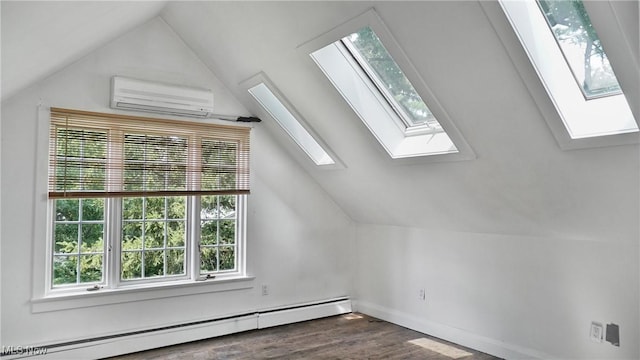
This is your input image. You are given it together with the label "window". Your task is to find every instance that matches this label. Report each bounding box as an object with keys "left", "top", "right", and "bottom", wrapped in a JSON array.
[
  {"left": 302, "top": 9, "right": 474, "bottom": 161},
  {"left": 498, "top": 0, "right": 637, "bottom": 142},
  {"left": 48, "top": 108, "right": 250, "bottom": 292},
  {"left": 538, "top": 0, "right": 620, "bottom": 99},
  {"left": 341, "top": 27, "right": 439, "bottom": 131},
  {"left": 248, "top": 82, "right": 335, "bottom": 166}
]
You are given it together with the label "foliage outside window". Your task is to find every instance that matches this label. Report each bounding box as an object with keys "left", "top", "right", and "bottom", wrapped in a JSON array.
[
  {"left": 538, "top": 0, "right": 621, "bottom": 98},
  {"left": 341, "top": 27, "right": 440, "bottom": 130},
  {"left": 48, "top": 108, "right": 249, "bottom": 289}
]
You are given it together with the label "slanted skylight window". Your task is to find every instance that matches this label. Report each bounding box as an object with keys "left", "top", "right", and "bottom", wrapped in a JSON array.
[
  {"left": 341, "top": 27, "right": 439, "bottom": 131},
  {"left": 538, "top": 0, "right": 621, "bottom": 99},
  {"left": 499, "top": 0, "right": 637, "bottom": 141},
  {"left": 248, "top": 82, "right": 335, "bottom": 166},
  {"left": 307, "top": 15, "right": 474, "bottom": 161}
]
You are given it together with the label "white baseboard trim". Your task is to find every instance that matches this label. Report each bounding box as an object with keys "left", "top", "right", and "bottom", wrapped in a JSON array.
[
  {"left": 5, "top": 297, "right": 351, "bottom": 360},
  {"left": 258, "top": 298, "right": 352, "bottom": 329},
  {"left": 354, "top": 300, "right": 557, "bottom": 360}
]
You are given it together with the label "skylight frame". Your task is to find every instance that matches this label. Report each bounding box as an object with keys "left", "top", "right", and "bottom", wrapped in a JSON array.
[
  {"left": 298, "top": 8, "right": 475, "bottom": 163},
  {"left": 240, "top": 73, "right": 343, "bottom": 169},
  {"left": 491, "top": 0, "right": 638, "bottom": 147}
]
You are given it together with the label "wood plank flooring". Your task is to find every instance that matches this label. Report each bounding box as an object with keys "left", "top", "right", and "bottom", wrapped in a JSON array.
[{"left": 105, "top": 313, "right": 501, "bottom": 359}]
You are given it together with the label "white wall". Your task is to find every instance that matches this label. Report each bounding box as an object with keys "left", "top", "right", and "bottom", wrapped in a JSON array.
[
  {"left": 354, "top": 225, "right": 639, "bottom": 359},
  {"left": 0, "top": 17, "right": 353, "bottom": 350}
]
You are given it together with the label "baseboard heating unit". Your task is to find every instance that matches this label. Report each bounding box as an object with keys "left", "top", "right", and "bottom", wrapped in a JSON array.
[{"left": 3, "top": 297, "right": 351, "bottom": 360}]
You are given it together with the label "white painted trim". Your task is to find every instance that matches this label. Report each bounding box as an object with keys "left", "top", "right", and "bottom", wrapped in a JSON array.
[
  {"left": 31, "top": 276, "right": 256, "bottom": 313},
  {"left": 354, "top": 300, "right": 558, "bottom": 360}
]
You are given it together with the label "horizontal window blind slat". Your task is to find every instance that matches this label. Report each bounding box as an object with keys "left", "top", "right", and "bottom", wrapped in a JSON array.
[
  {"left": 48, "top": 108, "right": 251, "bottom": 198},
  {"left": 48, "top": 190, "right": 250, "bottom": 199}
]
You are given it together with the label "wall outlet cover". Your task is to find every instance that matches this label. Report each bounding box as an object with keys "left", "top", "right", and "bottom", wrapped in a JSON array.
[
  {"left": 590, "top": 321, "right": 604, "bottom": 342},
  {"left": 605, "top": 323, "right": 620, "bottom": 347}
]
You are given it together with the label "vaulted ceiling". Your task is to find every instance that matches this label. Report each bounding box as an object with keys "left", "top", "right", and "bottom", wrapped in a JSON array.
[{"left": 3, "top": 1, "right": 639, "bottom": 240}]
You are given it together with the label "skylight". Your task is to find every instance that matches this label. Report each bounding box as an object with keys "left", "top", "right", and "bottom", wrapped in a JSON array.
[
  {"left": 309, "top": 21, "right": 476, "bottom": 160},
  {"left": 248, "top": 83, "right": 335, "bottom": 166},
  {"left": 538, "top": 0, "right": 621, "bottom": 99},
  {"left": 341, "top": 27, "right": 439, "bottom": 130},
  {"left": 499, "top": 0, "right": 637, "bottom": 141}
]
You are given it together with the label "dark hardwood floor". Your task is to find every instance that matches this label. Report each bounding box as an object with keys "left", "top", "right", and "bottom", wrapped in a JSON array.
[{"left": 106, "top": 313, "right": 501, "bottom": 359}]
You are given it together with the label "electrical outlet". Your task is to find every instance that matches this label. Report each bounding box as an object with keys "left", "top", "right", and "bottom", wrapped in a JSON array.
[
  {"left": 590, "top": 321, "right": 603, "bottom": 343},
  {"left": 262, "top": 284, "right": 269, "bottom": 296},
  {"left": 418, "top": 289, "right": 426, "bottom": 301}
]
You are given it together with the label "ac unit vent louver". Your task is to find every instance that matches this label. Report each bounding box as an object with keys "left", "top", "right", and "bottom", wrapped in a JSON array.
[{"left": 110, "top": 76, "right": 214, "bottom": 118}]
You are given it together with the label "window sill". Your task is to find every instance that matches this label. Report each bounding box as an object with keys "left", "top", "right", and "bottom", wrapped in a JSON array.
[{"left": 31, "top": 275, "right": 255, "bottom": 313}]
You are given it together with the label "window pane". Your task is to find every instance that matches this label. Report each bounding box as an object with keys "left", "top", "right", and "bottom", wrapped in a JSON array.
[
  {"left": 219, "top": 220, "right": 235, "bottom": 245},
  {"left": 54, "top": 224, "right": 78, "bottom": 253},
  {"left": 144, "top": 221, "right": 165, "bottom": 249},
  {"left": 82, "top": 199, "right": 104, "bottom": 221},
  {"left": 121, "top": 251, "right": 142, "bottom": 280},
  {"left": 52, "top": 198, "right": 104, "bottom": 286},
  {"left": 200, "top": 247, "right": 218, "bottom": 272},
  {"left": 201, "top": 140, "right": 238, "bottom": 190},
  {"left": 201, "top": 196, "right": 218, "bottom": 220},
  {"left": 123, "top": 165, "right": 144, "bottom": 191},
  {"left": 145, "top": 197, "right": 165, "bottom": 220},
  {"left": 538, "top": 0, "right": 621, "bottom": 98},
  {"left": 81, "top": 224, "right": 104, "bottom": 251},
  {"left": 167, "top": 197, "right": 186, "bottom": 219},
  {"left": 167, "top": 249, "right": 185, "bottom": 276},
  {"left": 123, "top": 198, "right": 143, "bottom": 220},
  {"left": 219, "top": 196, "right": 236, "bottom": 218},
  {"left": 54, "top": 129, "right": 107, "bottom": 192},
  {"left": 55, "top": 199, "right": 79, "bottom": 221},
  {"left": 123, "top": 134, "right": 188, "bottom": 192},
  {"left": 53, "top": 255, "right": 78, "bottom": 285},
  {"left": 121, "top": 196, "right": 186, "bottom": 281},
  {"left": 219, "top": 246, "right": 235, "bottom": 271},
  {"left": 144, "top": 250, "right": 165, "bottom": 277},
  {"left": 79, "top": 254, "right": 103, "bottom": 283},
  {"left": 201, "top": 221, "right": 218, "bottom": 245},
  {"left": 199, "top": 195, "right": 237, "bottom": 274},
  {"left": 167, "top": 221, "right": 185, "bottom": 247},
  {"left": 344, "top": 27, "right": 435, "bottom": 127},
  {"left": 122, "top": 222, "right": 143, "bottom": 250},
  {"left": 82, "top": 162, "right": 106, "bottom": 191}
]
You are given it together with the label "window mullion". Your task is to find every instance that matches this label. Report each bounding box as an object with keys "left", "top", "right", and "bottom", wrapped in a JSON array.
[
  {"left": 106, "top": 198, "right": 122, "bottom": 288},
  {"left": 189, "top": 135, "right": 202, "bottom": 279},
  {"left": 106, "top": 129, "right": 124, "bottom": 288},
  {"left": 189, "top": 196, "right": 200, "bottom": 279}
]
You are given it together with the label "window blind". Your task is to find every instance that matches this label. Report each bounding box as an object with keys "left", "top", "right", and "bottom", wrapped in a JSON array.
[{"left": 48, "top": 108, "right": 251, "bottom": 198}]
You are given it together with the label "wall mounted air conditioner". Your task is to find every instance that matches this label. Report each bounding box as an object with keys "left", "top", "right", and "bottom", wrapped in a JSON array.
[{"left": 110, "top": 76, "right": 214, "bottom": 118}]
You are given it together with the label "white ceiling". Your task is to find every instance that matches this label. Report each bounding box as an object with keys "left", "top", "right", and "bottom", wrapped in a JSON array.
[
  {"left": 1, "top": 1, "right": 167, "bottom": 101},
  {"left": 2, "top": 1, "right": 639, "bottom": 240}
]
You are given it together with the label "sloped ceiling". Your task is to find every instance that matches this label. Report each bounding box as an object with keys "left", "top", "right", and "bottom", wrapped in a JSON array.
[
  {"left": 1, "top": 1, "right": 167, "bottom": 101},
  {"left": 2, "top": 1, "right": 639, "bottom": 240}
]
